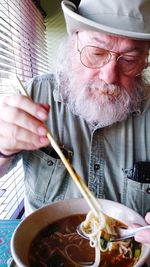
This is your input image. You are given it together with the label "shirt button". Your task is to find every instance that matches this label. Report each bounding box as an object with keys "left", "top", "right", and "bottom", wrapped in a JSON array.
[
  {"left": 94, "top": 164, "right": 100, "bottom": 170},
  {"left": 146, "top": 188, "right": 150, "bottom": 194},
  {"left": 47, "top": 160, "right": 53, "bottom": 166}
]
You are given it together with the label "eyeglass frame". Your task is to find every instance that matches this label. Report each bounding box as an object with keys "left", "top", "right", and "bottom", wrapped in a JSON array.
[{"left": 76, "top": 32, "right": 149, "bottom": 76}]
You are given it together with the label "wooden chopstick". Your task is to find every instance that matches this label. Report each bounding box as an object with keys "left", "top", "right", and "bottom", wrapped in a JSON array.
[{"left": 15, "top": 76, "right": 101, "bottom": 216}]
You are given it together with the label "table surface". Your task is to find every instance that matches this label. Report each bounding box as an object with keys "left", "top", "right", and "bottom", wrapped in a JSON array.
[{"left": 0, "top": 220, "right": 21, "bottom": 267}]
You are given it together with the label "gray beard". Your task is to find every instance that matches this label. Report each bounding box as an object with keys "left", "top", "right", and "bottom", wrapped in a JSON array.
[{"left": 56, "top": 75, "right": 147, "bottom": 127}]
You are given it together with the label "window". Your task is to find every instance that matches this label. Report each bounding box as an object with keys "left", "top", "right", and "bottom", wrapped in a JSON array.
[
  {"left": 0, "top": 0, "right": 49, "bottom": 93},
  {"left": 0, "top": 160, "right": 24, "bottom": 219},
  {"left": 0, "top": 0, "right": 48, "bottom": 218}
]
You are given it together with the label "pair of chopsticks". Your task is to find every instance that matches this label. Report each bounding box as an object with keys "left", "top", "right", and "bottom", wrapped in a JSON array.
[{"left": 15, "top": 76, "right": 101, "bottom": 216}]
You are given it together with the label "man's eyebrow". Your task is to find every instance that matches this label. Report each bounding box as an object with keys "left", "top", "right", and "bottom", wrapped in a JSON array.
[
  {"left": 91, "top": 37, "right": 143, "bottom": 53},
  {"left": 122, "top": 47, "right": 143, "bottom": 53},
  {"left": 92, "top": 37, "right": 105, "bottom": 45}
]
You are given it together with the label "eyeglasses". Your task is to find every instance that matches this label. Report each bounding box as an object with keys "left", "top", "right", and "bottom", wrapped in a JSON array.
[{"left": 76, "top": 33, "right": 148, "bottom": 77}]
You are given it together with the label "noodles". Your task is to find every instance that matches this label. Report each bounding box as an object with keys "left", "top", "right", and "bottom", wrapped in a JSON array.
[
  {"left": 28, "top": 214, "right": 141, "bottom": 267},
  {"left": 80, "top": 210, "right": 141, "bottom": 267},
  {"left": 80, "top": 210, "right": 119, "bottom": 266}
]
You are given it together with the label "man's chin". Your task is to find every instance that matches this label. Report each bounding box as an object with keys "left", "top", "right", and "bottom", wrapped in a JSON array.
[
  {"left": 68, "top": 100, "right": 130, "bottom": 127},
  {"left": 82, "top": 113, "right": 129, "bottom": 127}
]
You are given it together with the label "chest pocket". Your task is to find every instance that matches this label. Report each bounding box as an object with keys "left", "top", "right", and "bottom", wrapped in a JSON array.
[
  {"left": 23, "top": 148, "right": 73, "bottom": 209},
  {"left": 121, "top": 167, "right": 150, "bottom": 217}
]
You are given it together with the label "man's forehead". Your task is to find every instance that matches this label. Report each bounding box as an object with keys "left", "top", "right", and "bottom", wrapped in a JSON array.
[{"left": 79, "top": 31, "right": 148, "bottom": 51}]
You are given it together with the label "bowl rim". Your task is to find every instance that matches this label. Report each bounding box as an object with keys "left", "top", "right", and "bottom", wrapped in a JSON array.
[{"left": 11, "top": 198, "right": 150, "bottom": 267}]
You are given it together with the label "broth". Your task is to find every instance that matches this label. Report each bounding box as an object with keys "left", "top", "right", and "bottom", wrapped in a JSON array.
[{"left": 28, "top": 214, "right": 141, "bottom": 267}]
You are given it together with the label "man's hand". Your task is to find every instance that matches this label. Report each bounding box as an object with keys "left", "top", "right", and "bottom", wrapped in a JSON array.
[
  {"left": 0, "top": 95, "right": 50, "bottom": 156},
  {"left": 135, "top": 212, "right": 150, "bottom": 244}
]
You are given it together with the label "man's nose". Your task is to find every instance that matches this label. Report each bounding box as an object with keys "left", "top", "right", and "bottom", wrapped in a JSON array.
[{"left": 98, "top": 59, "right": 119, "bottom": 85}]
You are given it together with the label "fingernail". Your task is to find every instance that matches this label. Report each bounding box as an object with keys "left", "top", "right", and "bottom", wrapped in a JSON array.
[
  {"left": 40, "top": 104, "right": 50, "bottom": 112},
  {"left": 37, "top": 126, "right": 47, "bottom": 136},
  {"left": 40, "top": 136, "right": 49, "bottom": 144},
  {"left": 37, "top": 110, "right": 48, "bottom": 120},
  {"left": 135, "top": 233, "right": 146, "bottom": 243}
]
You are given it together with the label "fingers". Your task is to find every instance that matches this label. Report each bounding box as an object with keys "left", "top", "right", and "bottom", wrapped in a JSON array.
[
  {"left": 0, "top": 95, "right": 50, "bottom": 154},
  {"left": 0, "top": 121, "right": 49, "bottom": 153},
  {"left": 134, "top": 212, "right": 150, "bottom": 244},
  {"left": 1, "top": 95, "right": 50, "bottom": 121},
  {"left": 135, "top": 228, "right": 150, "bottom": 244},
  {"left": 0, "top": 106, "right": 48, "bottom": 136}
]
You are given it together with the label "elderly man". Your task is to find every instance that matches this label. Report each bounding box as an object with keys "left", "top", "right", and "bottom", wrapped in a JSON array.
[{"left": 0, "top": 0, "right": 150, "bottom": 246}]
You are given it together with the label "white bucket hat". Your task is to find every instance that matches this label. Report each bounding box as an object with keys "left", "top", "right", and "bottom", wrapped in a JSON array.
[{"left": 61, "top": 0, "right": 150, "bottom": 40}]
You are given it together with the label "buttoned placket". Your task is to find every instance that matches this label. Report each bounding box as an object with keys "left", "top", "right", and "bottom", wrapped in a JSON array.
[{"left": 88, "top": 127, "right": 105, "bottom": 198}]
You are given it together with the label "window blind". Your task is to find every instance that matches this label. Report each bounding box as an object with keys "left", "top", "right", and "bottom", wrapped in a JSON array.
[
  {"left": 0, "top": 0, "right": 48, "bottom": 219},
  {"left": 0, "top": 159, "right": 24, "bottom": 219},
  {"left": 0, "top": 0, "right": 49, "bottom": 91}
]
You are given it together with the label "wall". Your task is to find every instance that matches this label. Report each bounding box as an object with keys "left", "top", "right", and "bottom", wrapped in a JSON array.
[{"left": 40, "top": 0, "right": 67, "bottom": 71}]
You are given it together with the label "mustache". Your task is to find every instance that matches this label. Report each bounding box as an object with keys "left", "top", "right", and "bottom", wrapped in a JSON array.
[{"left": 85, "top": 79, "right": 124, "bottom": 97}]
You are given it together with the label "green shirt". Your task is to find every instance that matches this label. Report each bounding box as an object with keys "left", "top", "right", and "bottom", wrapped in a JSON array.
[{"left": 18, "top": 74, "right": 150, "bottom": 216}]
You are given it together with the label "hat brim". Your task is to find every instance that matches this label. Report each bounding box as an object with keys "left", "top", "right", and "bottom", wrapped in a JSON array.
[{"left": 62, "top": 1, "right": 150, "bottom": 40}]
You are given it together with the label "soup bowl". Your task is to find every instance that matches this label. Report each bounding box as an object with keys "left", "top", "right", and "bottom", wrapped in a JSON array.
[{"left": 11, "top": 198, "right": 150, "bottom": 267}]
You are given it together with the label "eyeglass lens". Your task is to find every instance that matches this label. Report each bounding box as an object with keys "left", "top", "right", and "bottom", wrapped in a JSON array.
[{"left": 80, "top": 46, "right": 146, "bottom": 76}]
